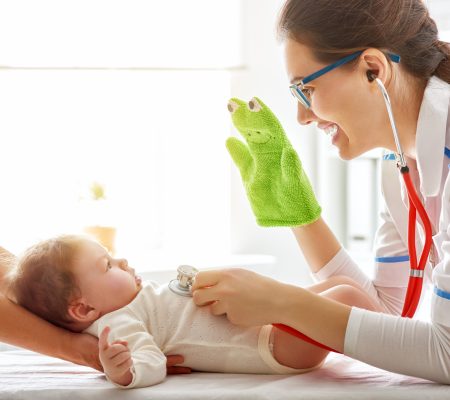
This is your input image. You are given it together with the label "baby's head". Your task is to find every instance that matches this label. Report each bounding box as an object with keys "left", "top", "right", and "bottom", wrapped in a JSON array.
[{"left": 10, "top": 234, "right": 142, "bottom": 332}]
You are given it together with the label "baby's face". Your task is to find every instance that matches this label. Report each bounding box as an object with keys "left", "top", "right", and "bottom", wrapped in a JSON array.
[{"left": 73, "top": 240, "right": 142, "bottom": 316}]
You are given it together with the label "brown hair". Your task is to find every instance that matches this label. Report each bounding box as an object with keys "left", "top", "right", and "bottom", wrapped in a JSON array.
[
  {"left": 277, "top": 0, "right": 450, "bottom": 84},
  {"left": 9, "top": 235, "right": 86, "bottom": 330}
]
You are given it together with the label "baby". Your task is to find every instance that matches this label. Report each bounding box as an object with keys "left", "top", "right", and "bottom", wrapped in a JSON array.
[{"left": 9, "top": 234, "right": 380, "bottom": 388}]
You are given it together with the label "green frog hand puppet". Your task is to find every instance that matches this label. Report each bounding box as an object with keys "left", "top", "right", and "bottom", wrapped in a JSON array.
[{"left": 226, "top": 97, "right": 321, "bottom": 227}]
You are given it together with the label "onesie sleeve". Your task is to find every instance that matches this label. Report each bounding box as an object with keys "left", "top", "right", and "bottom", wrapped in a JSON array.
[{"left": 89, "top": 310, "right": 167, "bottom": 389}]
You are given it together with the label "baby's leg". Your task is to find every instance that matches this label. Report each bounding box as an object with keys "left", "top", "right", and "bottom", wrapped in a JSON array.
[{"left": 272, "top": 283, "right": 381, "bottom": 370}]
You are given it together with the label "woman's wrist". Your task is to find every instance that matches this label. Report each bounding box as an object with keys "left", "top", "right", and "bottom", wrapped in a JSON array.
[
  {"left": 273, "top": 283, "right": 350, "bottom": 352},
  {"left": 272, "top": 283, "right": 307, "bottom": 326},
  {"left": 62, "top": 331, "right": 102, "bottom": 371},
  {"left": 291, "top": 217, "right": 342, "bottom": 273}
]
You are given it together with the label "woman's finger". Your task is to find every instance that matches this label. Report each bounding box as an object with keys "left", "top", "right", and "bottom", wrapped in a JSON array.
[
  {"left": 166, "top": 355, "right": 184, "bottom": 367},
  {"left": 191, "top": 270, "right": 222, "bottom": 291},
  {"left": 210, "top": 300, "right": 226, "bottom": 316},
  {"left": 167, "top": 366, "right": 192, "bottom": 375},
  {"left": 166, "top": 355, "right": 191, "bottom": 374},
  {"left": 192, "top": 287, "right": 220, "bottom": 306}
]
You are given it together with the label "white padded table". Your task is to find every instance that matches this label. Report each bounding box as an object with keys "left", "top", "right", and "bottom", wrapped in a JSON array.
[{"left": 1, "top": 345, "right": 449, "bottom": 400}]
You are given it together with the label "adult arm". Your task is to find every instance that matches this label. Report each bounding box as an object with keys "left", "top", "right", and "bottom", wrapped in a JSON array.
[
  {"left": 0, "top": 246, "right": 15, "bottom": 295},
  {"left": 0, "top": 293, "right": 102, "bottom": 370},
  {"left": 291, "top": 217, "right": 341, "bottom": 273},
  {"left": 292, "top": 163, "right": 413, "bottom": 316},
  {"left": 0, "top": 245, "right": 102, "bottom": 370},
  {"left": 0, "top": 245, "right": 187, "bottom": 374},
  {"left": 192, "top": 268, "right": 350, "bottom": 352},
  {"left": 192, "top": 268, "right": 450, "bottom": 383}
]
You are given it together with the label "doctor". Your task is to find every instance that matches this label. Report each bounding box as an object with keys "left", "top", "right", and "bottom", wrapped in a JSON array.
[{"left": 192, "top": 0, "right": 450, "bottom": 383}]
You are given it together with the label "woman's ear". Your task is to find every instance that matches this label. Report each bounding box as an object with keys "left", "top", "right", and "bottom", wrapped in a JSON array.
[
  {"left": 68, "top": 298, "right": 100, "bottom": 323},
  {"left": 360, "top": 49, "right": 391, "bottom": 86}
]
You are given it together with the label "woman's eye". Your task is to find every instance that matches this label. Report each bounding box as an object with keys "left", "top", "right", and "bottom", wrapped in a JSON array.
[{"left": 302, "top": 87, "right": 314, "bottom": 97}]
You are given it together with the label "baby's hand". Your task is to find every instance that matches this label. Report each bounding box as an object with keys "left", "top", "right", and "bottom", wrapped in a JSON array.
[{"left": 99, "top": 326, "right": 133, "bottom": 386}]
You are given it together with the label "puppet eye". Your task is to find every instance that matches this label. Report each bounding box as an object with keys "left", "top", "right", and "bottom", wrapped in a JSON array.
[
  {"left": 248, "top": 98, "right": 262, "bottom": 112},
  {"left": 227, "top": 100, "right": 239, "bottom": 114}
]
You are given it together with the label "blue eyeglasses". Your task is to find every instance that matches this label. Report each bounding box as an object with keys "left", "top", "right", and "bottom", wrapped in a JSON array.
[{"left": 289, "top": 51, "right": 401, "bottom": 109}]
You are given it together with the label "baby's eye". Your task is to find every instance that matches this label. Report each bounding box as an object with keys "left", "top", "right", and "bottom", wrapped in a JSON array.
[{"left": 106, "top": 260, "right": 112, "bottom": 270}]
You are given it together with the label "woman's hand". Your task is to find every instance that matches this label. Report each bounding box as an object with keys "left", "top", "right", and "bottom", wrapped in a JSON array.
[
  {"left": 226, "top": 97, "right": 321, "bottom": 227},
  {"left": 192, "top": 268, "right": 290, "bottom": 327},
  {"left": 166, "top": 355, "right": 191, "bottom": 375},
  {"left": 68, "top": 331, "right": 103, "bottom": 371}
]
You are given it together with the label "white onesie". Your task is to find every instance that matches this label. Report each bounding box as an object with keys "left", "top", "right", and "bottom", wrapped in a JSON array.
[{"left": 85, "top": 281, "right": 313, "bottom": 388}]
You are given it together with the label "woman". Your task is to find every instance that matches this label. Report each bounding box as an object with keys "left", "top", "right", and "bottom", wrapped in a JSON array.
[
  {"left": 0, "top": 247, "right": 188, "bottom": 374},
  {"left": 192, "top": 0, "right": 450, "bottom": 383}
]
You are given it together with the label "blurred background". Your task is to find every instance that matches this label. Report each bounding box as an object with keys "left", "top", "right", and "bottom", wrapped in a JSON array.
[{"left": 0, "top": 0, "right": 448, "bottom": 285}]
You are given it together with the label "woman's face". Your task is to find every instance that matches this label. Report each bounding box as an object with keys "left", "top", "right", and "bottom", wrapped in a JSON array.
[{"left": 284, "top": 39, "right": 388, "bottom": 160}]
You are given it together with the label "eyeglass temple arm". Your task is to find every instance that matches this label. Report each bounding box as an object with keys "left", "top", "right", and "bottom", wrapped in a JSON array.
[{"left": 302, "top": 52, "right": 400, "bottom": 85}]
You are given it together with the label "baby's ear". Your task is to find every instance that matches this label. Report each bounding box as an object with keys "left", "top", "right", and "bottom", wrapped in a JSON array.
[{"left": 68, "top": 298, "right": 100, "bottom": 323}]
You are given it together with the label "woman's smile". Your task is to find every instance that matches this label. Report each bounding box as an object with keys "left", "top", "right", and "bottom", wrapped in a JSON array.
[{"left": 317, "top": 122, "right": 340, "bottom": 144}]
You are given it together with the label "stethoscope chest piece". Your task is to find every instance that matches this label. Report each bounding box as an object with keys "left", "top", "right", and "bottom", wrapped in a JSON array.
[{"left": 168, "top": 265, "right": 199, "bottom": 297}]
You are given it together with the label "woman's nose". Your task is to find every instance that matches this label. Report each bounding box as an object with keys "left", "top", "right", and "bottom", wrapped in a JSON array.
[{"left": 297, "top": 104, "right": 316, "bottom": 126}]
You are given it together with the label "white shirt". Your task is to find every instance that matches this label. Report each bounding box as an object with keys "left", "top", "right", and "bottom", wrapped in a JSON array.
[
  {"left": 313, "top": 76, "right": 450, "bottom": 383},
  {"left": 85, "top": 281, "right": 307, "bottom": 389}
]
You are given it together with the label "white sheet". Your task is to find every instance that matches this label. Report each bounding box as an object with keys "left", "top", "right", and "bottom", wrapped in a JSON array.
[{"left": 1, "top": 345, "right": 449, "bottom": 399}]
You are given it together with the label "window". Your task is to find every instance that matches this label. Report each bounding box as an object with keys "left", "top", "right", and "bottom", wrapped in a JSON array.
[{"left": 0, "top": 1, "right": 241, "bottom": 264}]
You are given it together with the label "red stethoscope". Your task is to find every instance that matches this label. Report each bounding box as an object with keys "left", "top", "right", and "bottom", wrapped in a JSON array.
[{"left": 275, "top": 73, "right": 433, "bottom": 353}]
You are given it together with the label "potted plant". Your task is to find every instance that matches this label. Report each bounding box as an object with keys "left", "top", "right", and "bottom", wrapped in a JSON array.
[{"left": 82, "top": 181, "right": 117, "bottom": 255}]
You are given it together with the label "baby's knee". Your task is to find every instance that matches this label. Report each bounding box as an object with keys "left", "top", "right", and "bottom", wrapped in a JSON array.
[
  {"left": 328, "top": 284, "right": 361, "bottom": 303},
  {"left": 325, "top": 284, "right": 379, "bottom": 311}
]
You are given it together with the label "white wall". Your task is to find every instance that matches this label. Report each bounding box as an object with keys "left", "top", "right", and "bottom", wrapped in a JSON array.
[{"left": 229, "top": 0, "right": 318, "bottom": 285}]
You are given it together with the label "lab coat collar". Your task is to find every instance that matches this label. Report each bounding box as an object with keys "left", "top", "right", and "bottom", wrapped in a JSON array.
[{"left": 415, "top": 76, "right": 450, "bottom": 197}]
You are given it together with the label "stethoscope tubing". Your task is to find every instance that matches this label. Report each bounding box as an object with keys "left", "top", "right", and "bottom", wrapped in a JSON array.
[
  {"left": 401, "top": 168, "right": 433, "bottom": 318},
  {"left": 273, "top": 76, "right": 433, "bottom": 353}
]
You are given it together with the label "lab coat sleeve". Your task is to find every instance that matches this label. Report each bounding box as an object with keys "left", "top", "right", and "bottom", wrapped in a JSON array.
[
  {"left": 344, "top": 307, "right": 450, "bottom": 384},
  {"left": 87, "top": 310, "right": 167, "bottom": 389},
  {"left": 344, "top": 172, "right": 450, "bottom": 384}
]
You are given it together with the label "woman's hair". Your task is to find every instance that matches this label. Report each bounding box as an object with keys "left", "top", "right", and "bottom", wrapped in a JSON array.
[
  {"left": 9, "top": 235, "right": 86, "bottom": 330},
  {"left": 277, "top": 0, "right": 450, "bottom": 84}
]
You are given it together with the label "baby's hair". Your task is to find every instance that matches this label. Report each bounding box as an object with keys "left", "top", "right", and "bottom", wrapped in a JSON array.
[{"left": 9, "top": 235, "right": 87, "bottom": 330}]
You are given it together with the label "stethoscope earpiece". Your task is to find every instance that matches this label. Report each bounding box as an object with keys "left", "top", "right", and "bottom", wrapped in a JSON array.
[{"left": 367, "top": 70, "right": 377, "bottom": 82}]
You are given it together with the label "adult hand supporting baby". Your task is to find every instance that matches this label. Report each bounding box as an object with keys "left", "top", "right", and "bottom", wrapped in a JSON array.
[
  {"left": 192, "top": 268, "right": 291, "bottom": 327},
  {"left": 226, "top": 97, "right": 321, "bottom": 227}
]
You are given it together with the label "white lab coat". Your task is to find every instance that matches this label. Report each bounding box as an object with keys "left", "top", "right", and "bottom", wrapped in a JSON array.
[{"left": 312, "top": 76, "right": 450, "bottom": 383}]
